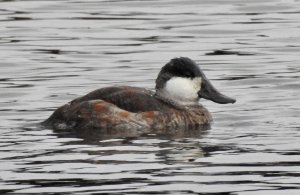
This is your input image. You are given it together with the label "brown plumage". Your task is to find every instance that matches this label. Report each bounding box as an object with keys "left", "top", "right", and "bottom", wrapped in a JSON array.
[{"left": 43, "top": 86, "right": 212, "bottom": 130}]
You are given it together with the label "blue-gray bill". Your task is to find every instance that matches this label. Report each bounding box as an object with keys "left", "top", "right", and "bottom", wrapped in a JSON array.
[{"left": 197, "top": 72, "right": 236, "bottom": 104}]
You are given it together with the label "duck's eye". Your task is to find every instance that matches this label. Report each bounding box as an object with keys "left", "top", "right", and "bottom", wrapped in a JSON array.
[{"left": 184, "top": 72, "right": 193, "bottom": 77}]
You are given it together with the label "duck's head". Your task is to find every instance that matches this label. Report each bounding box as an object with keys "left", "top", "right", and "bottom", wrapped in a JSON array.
[{"left": 155, "top": 57, "right": 236, "bottom": 105}]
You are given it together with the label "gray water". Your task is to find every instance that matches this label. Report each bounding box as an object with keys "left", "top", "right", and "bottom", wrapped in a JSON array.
[{"left": 0, "top": 0, "right": 300, "bottom": 194}]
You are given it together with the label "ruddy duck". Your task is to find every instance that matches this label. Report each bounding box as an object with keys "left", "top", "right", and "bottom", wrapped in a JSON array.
[{"left": 43, "top": 57, "right": 235, "bottom": 130}]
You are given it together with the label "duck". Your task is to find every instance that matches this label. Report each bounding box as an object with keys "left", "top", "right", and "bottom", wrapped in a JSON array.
[{"left": 43, "top": 57, "right": 235, "bottom": 130}]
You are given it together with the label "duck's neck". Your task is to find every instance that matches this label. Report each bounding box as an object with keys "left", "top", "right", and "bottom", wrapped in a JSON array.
[{"left": 155, "top": 90, "right": 200, "bottom": 109}]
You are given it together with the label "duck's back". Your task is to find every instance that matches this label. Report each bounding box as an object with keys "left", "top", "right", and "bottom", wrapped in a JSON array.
[{"left": 71, "top": 86, "right": 170, "bottom": 112}]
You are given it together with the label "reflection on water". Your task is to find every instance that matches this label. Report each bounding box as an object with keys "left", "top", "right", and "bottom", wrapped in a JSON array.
[{"left": 0, "top": 0, "right": 300, "bottom": 194}]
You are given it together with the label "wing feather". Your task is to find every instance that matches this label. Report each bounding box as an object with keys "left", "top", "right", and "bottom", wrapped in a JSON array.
[{"left": 71, "top": 86, "right": 167, "bottom": 112}]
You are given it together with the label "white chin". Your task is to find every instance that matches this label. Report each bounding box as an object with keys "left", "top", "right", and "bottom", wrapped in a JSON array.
[{"left": 161, "top": 77, "right": 202, "bottom": 104}]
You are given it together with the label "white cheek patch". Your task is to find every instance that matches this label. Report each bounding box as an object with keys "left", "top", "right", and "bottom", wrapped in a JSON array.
[{"left": 164, "top": 77, "right": 202, "bottom": 103}]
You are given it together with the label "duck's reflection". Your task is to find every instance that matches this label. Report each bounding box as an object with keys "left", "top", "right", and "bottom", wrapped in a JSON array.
[
  {"left": 157, "top": 139, "right": 206, "bottom": 162},
  {"left": 54, "top": 125, "right": 210, "bottom": 163}
]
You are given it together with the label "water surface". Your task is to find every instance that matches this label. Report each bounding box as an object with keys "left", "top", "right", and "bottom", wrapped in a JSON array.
[{"left": 0, "top": 0, "right": 300, "bottom": 194}]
